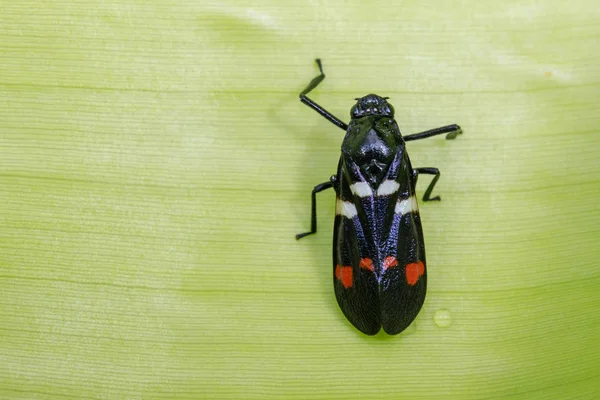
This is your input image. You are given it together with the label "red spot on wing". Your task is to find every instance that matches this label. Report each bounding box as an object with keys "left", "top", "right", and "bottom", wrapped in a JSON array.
[
  {"left": 359, "top": 258, "right": 374, "bottom": 272},
  {"left": 405, "top": 261, "right": 425, "bottom": 286},
  {"left": 383, "top": 256, "right": 398, "bottom": 270},
  {"left": 335, "top": 265, "right": 353, "bottom": 288}
]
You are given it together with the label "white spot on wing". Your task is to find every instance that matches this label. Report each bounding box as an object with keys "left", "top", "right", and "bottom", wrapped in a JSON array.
[
  {"left": 376, "top": 180, "right": 400, "bottom": 196},
  {"left": 336, "top": 197, "right": 358, "bottom": 219},
  {"left": 395, "top": 196, "right": 418, "bottom": 215},
  {"left": 350, "top": 182, "right": 373, "bottom": 198}
]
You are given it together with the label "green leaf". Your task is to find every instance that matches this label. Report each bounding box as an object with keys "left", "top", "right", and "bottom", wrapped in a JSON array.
[{"left": 1, "top": 1, "right": 599, "bottom": 399}]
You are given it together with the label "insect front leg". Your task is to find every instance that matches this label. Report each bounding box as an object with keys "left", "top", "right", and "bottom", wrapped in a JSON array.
[
  {"left": 296, "top": 178, "right": 335, "bottom": 240},
  {"left": 403, "top": 124, "right": 462, "bottom": 142},
  {"left": 299, "top": 59, "right": 348, "bottom": 131},
  {"left": 414, "top": 167, "right": 441, "bottom": 202}
]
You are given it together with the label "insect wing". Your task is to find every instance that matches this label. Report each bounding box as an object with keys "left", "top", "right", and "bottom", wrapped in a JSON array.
[
  {"left": 378, "top": 151, "right": 427, "bottom": 335},
  {"left": 333, "top": 149, "right": 427, "bottom": 335},
  {"left": 332, "top": 158, "right": 381, "bottom": 335}
]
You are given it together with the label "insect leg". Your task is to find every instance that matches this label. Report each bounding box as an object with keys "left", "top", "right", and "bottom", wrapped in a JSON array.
[
  {"left": 296, "top": 180, "right": 334, "bottom": 240},
  {"left": 403, "top": 124, "right": 462, "bottom": 142},
  {"left": 414, "top": 167, "right": 441, "bottom": 202},
  {"left": 299, "top": 59, "right": 348, "bottom": 131}
]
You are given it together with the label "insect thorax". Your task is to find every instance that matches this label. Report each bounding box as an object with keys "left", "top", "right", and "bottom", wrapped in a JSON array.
[{"left": 342, "top": 115, "right": 404, "bottom": 187}]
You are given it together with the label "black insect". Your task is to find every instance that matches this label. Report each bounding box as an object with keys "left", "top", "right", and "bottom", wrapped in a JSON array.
[{"left": 296, "top": 59, "right": 462, "bottom": 335}]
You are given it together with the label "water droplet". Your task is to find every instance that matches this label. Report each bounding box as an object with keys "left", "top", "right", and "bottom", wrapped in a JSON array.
[{"left": 433, "top": 309, "right": 452, "bottom": 328}]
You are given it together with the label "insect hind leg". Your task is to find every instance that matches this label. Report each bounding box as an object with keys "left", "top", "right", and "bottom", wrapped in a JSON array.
[
  {"left": 414, "top": 167, "right": 441, "bottom": 202},
  {"left": 296, "top": 179, "right": 334, "bottom": 240}
]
